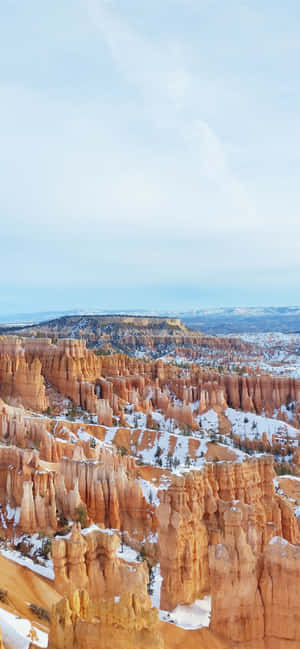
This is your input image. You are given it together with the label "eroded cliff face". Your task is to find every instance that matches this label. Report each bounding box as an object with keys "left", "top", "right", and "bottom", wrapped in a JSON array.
[
  {"left": 2, "top": 334, "right": 300, "bottom": 649},
  {"left": 209, "top": 508, "right": 265, "bottom": 645},
  {"left": 52, "top": 523, "right": 149, "bottom": 602},
  {"left": 1, "top": 335, "right": 300, "bottom": 435},
  {"left": 209, "top": 515, "right": 300, "bottom": 648},
  {"left": 2, "top": 335, "right": 300, "bottom": 426},
  {"left": 157, "top": 456, "right": 300, "bottom": 611},
  {"left": 260, "top": 538, "right": 300, "bottom": 648},
  {"left": 49, "top": 589, "right": 163, "bottom": 649},
  {"left": 49, "top": 524, "right": 163, "bottom": 649},
  {"left": 0, "top": 336, "right": 48, "bottom": 411},
  {"left": 25, "top": 338, "right": 113, "bottom": 426},
  {"left": 166, "top": 368, "right": 300, "bottom": 418},
  {"left": 0, "top": 426, "right": 156, "bottom": 544}
]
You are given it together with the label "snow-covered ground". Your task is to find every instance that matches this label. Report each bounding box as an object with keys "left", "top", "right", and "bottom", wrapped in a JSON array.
[
  {"left": 150, "top": 562, "right": 211, "bottom": 629},
  {"left": 227, "top": 332, "right": 300, "bottom": 377},
  {"left": 0, "top": 546, "right": 54, "bottom": 580},
  {"left": 0, "top": 607, "right": 48, "bottom": 649},
  {"left": 160, "top": 597, "right": 211, "bottom": 629},
  {"left": 121, "top": 407, "right": 222, "bottom": 470},
  {"left": 226, "top": 408, "right": 299, "bottom": 444},
  {"left": 138, "top": 478, "right": 160, "bottom": 506},
  {"left": 198, "top": 409, "right": 219, "bottom": 432},
  {"left": 116, "top": 543, "right": 140, "bottom": 563},
  {"left": 0, "top": 534, "right": 54, "bottom": 580}
]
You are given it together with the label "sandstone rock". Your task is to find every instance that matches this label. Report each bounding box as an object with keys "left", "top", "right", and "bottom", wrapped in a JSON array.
[
  {"left": 52, "top": 523, "right": 149, "bottom": 603},
  {"left": 0, "top": 337, "right": 48, "bottom": 410},
  {"left": 49, "top": 589, "right": 163, "bottom": 649},
  {"left": 158, "top": 456, "right": 300, "bottom": 612},
  {"left": 209, "top": 506, "right": 264, "bottom": 644}
]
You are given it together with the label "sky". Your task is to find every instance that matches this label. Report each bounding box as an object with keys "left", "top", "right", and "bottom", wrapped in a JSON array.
[{"left": 1, "top": 0, "right": 300, "bottom": 314}]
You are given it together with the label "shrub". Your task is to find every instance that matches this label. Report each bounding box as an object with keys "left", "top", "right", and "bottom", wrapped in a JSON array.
[
  {"left": 274, "top": 462, "right": 292, "bottom": 476},
  {"left": 180, "top": 424, "right": 191, "bottom": 436},
  {"left": 40, "top": 537, "right": 52, "bottom": 559},
  {"left": 75, "top": 505, "right": 88, "bottom": 528},
  {"left": 45, "top": 406, "right": 54, "bottom": 417},
  {"left": 57, "top": 512, "right": 68, "bottom": 528},
  {"left": 138, "top": 545, "right": 147, "bottom": 562},
  {"left": 0, "top": 589, "right": 8, "bottom": 603},
  {"left": 154, "top": 445, "right": 162, "bottom": 459},
  {"left": 29, "top": 603, "right": 50, "bottom": 622},
  {"left": 15, "top": 538, "right": 31, "bottom": 557},
  {"left": 117, "top": 446, "right": 128, "bottom": 456},
  {"left": 67, "top": 402, "right": 77, "bottom": 421}
]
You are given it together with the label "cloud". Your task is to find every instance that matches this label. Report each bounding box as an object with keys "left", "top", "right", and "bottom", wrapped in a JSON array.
[
  {"left": 83, "top": 0, "right": 256, "bottom": 227},
  {"left": 0, "top": 0, "right": 299, "bottom": 311}
]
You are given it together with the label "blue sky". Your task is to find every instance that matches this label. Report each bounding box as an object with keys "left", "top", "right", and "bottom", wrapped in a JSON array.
[{"left": 1, "top": 0, "right": 300, "bottom": 314}]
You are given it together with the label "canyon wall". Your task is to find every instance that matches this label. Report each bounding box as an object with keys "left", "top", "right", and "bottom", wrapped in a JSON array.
[
  {"left": 1, "top": 336, "right": 300, "bottom": 428},
  {"left": 49, "top": 589, "right": 163, "bottom": 649},
  {"left": 157, "top": 456, "right": 299, "bottom": 611},
  {"left": 49, "top": 523, "right": 163, "bottom": 649},
  {"left": 0, "top": 424, "right": 156, "bottom": 543},
  {"left": 0, "top": 336, "right": 48, "bottom": 411},
  {"left": 52, "top": 523, "right": 149, "bottom": 602},
  {"left": 209, "top": 513, "right": 300, "bottom": 648}
]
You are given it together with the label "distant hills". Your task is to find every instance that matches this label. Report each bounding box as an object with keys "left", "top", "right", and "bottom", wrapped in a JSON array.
[
  {"left": 180, "top": 307, "right": 300, "bottom": 334},
  {"left": 0, "top": 306, "right": 300, "bottom": 335}
]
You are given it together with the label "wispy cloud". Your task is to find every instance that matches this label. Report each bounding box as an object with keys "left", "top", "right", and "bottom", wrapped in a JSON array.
[
  {"left": 84, "top": 0, "right": 256, "bottom": 228},
  {"left": 0, "top": 0, "right": 299, "bottom": 310}
]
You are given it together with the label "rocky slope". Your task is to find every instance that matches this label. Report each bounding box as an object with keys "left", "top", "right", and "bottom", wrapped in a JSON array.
[{"left": 0, "top": 331, "right": 300, "bottom": 648}]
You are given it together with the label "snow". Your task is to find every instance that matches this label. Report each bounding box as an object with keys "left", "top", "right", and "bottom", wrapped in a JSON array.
[
  {"left": 150, "top": 563, "right": 162, "bottom": 609},
  {"left": 82, "top": 524, "right": 115, "bottom": 536},
  {"left": 116, "top": 543, "right": 139, "bottom": 563},
  {"left": 226, "top": 332, "right": 300, "bottom": 378},
  {"left": 149, "top": 562, "right": 211, "bottom": 629},
  {"left": 138, "top": 478, "right": 160, "bottom": 507},
  {"left": 77, "top": 428, "right": 98, "bottom": 444},
  {"left": 0, "top": 607, "right": 48, "bottom": 649},
  {"left": 269, "top": 536, "right": 289, "bottom": 546},
  {"left": 199, "top": 409, "right": 219, "bottom": 433},
  {"left": 104, "top": 427, "right": 118, "bottom": 444},
  {"left": 0, "top": 507, "right": 7, "bottom": 529},
  {"left": 0, "top": 547, "right": 54, "bottom": 580},
  {"left": 173, "top": 435, "right": 190, "bottom": 466},
  {"left": 160, "top": 596, "right": 211, "bottom": 629},
  {"left": 81, "top": 523, "right": 102, "bottom": 535},
  {"left": 226, "top": 408, "right": 299, "bottom": 443},
  {"left": 6, "top": 505, "right": 20, "bottom": 526}
]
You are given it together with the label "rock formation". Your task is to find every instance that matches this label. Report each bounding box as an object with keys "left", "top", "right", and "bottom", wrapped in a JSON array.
[
  {"left": 158, "top": 456, "right": 300, "bottom": 611},
  {"left": 1, "top": 334, "right": 300, "bottom": 428},
  {"left": 209, "top": 516, "right": 300, "bottom": 648},
  {"left": 260, "top": 537, "right": 300, "bottom": 648},
  {"left": 209, "top": 507, "right": 264, "bottom": 645},
  {"left": 50, "top": 523, "right": 163, "bottom": 649},
  {"left": 0, "top": 336, "right": 48, "bottom": 410},
  {"left": 52, "top": 523, "right": 149, "bottom": 602},
  {"left": 49, "top": 589, "right": 163, "bottom": 649},
  {"left": 0, "top": 421, "right": 157, "bottom": 542}
]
